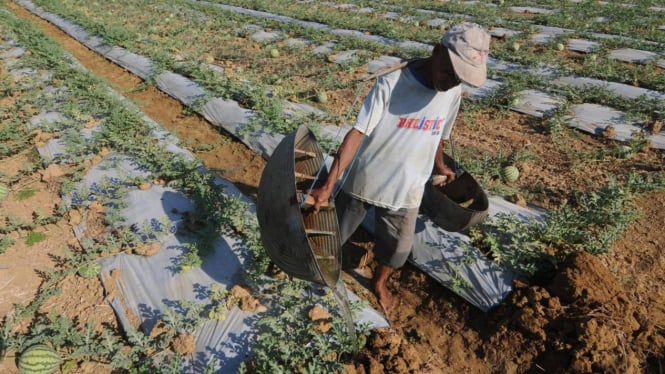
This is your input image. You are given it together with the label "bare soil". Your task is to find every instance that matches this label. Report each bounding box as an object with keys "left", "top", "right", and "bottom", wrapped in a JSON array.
[{"left": 2, "top": 3, "right": 664, "bottom": 373}]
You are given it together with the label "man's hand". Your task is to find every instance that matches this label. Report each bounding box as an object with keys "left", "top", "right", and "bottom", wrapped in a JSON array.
[
  {"left": 434, "top": 139, "right": 456, "bottom": 187},
  {"left": 305, "top": 128, "right": 364, "bottom": 213},
  {"left": 433, "top": 165, "right": 456, "bottom": 186},
  {"left": 307, "top": 186, "right": 333, "bottom": 213}
]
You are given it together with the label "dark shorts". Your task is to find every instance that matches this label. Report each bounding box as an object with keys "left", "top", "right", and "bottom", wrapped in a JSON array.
[{"left": 335, "top": 191, "right": 418, "bottom": 269}]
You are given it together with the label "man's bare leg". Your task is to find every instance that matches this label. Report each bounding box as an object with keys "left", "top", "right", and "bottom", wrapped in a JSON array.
[{"left": 371, "top": 264, "right": 395, "bottom": 314}]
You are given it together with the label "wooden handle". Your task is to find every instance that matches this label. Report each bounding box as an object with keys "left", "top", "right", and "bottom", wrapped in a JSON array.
[
  {"left": 297, "top": 192, "right": 330, "bottom": 209},
  {"left": 294, "top": 172, "right": 316, "bottom": 180},
  {"left": 431, "top": 175, "right": 448, "bottom": 185},
  {"left": 360, "top": 60, "right": 410, "bottom": 81}
]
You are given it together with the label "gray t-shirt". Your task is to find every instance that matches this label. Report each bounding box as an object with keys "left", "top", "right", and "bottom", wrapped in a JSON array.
[{"left": 342, "top": 66, "right": 461, "bottom": 210}]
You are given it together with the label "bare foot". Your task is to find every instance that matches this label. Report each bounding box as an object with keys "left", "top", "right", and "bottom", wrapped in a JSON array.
[
  {"left": 371, "top": 264, "right": 396, "bottom": 314},
  {"left": 372, "top": 279, "right": 395, "bottom": 314}
]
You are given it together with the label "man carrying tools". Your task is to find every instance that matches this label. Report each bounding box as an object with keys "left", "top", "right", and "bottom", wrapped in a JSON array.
[{"left": 309, "top": 22, "right": 491, "bottom": 314}]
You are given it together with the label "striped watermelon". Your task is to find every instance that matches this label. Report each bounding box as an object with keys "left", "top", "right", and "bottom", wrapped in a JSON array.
[
  {"left": 18, "top": 344, "right": 61, "bottom": 374},
  {"left": 0, "top": 182, "right": 8, "bottom": 200},
  {"left": 500, "top": 165, "right": 520, "bottom": 183}
]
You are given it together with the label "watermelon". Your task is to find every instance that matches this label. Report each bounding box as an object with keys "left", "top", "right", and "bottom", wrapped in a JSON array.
[
  {"left": 315, "top": 91, "right": 328, "bottom": 104},
  {"left": 18, "top": 344, "right": 61, "bottom": 374},
  {"left": 500, "top": 165, "right": 520, "bottom": 183},
  {"left": 77, "top": 261, "right": 101, "bottom": 279},
  {"left": 0, "top": 182, "right": 8, "bottom": 200}
]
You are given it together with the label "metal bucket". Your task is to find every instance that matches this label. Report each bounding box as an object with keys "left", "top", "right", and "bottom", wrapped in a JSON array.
[
  {"left": 256, "top": 125, "right": 341, "bottom": 288},
  {"left": 420, "top": 168, "right": 489, "bottom": 232}
]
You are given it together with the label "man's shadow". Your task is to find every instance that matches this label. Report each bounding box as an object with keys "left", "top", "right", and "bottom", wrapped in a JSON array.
[
  {"left": 340, "top": 227, "right": 375, "bottom": 290},
  {"left": 339, "top": 212, "right": 428, "bottom": 293}
]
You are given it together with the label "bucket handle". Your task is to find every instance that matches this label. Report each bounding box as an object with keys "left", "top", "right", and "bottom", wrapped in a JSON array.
[{"left": 449, "top": 136, "right": 464, "bottom": 178}]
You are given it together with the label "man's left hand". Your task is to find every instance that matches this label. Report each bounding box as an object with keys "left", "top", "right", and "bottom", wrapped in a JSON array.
[{"left": 433, "top": 165, "right": 456, "bottom": 186}]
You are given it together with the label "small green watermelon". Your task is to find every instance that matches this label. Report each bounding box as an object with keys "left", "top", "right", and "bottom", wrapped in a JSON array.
[
  {"left": 0, "top": 182, "right": 8, "bottom": 200},
  {"left": 500, "top": 165, "right": 520, "bottom": 183},
  {"left": 18, "top": 344, "right": 61, "bottom": 374},
  {"left": 315, "top": 91, "right": 328, "bottom": 104}
]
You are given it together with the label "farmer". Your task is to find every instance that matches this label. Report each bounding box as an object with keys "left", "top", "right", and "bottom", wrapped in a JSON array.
[{"left": 309, "top": 22, "right": 491, "bottom": 314}]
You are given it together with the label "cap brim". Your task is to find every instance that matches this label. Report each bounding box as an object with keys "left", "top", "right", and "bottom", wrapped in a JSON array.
[{"left": 447, "top": 49, "right": 486, "bottom": 88}]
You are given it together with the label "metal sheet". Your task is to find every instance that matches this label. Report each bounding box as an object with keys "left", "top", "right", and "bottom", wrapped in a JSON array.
[
  {"left": 421, "top": 170, "right": 489, "bottom": 233},
  {"left": 257, "top": 125, "right": 342, "bottom": 288}
]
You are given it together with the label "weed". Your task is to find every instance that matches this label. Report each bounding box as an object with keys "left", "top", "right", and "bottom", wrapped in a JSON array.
[
  {"left": 472, "top": 180, "right": 641, "bottom": 276},
  {"left": 471, "top": 214, "right": 549, "bottom": 277},
  {"left": 625, "top": 173, "right": 665, "bottom": 194},
  {"left": 541, "top": 102, "right": 572, "bottom": 140},
  {"left": 178, "top": 242, "right": 204, "bottom": 272},
  {"left": 244, "top": 278, "right": 369, "bottom": 373},
  {"left": 162, "top": 300, "right": 206, "bottom": 335},
  {"left": 25, "top": 231, "right": 47, "bottom": 246},
  {"left": 448, "top": 263, "right": 473, "bottom": 294},
  {"left": 0, "top": 236, "right": 14, "bottom": 254},
  {"left": 15, "top": 187, "right": 39, "bottom": 200}
]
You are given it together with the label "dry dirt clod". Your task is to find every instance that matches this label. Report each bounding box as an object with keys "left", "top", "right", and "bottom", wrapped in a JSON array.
[
  {"left": 31, "top": 129, "right": 58, "bottom": 143},
  {"left": 68, "top": 209, "right": 82, "bottom": 226},
  {"left": 138, "top": 182, "right": 152, "bottom": 190},
  {"left": 171, "top": 332, "right": 196, "bottom": 356},
  {"left": 39, "top": 163, "right": 66, "bottom": 193},
  {"left": 40, "top": 163, "right": 65, "bottom": 181},
  {"left": 149, "top": 320, "right": 169, "bottom": 339},
  {"left": 132, "top": 242, "right": 161, "bottom": 256},
  {"left": 91, "top": 154, "right": 103, "bottom": 165},
  {"left": 88, "top": 201, "right": 104, "bottom": 213},
  {"left": 308, "top": 304, "right": 333, "bottom": 333},
  {"left": 507, "top": 193, "right": 527, "bottom": 207},
  {"left": 84, "top": 119, "right": 99, "bottom": 129},
  {"left": 601, "top": 125, "right": 615, "bottom": 138},
  {"left": 227, "top": 285, "right": 261, "bottom": 312},
  {"left": 99, "top": 146, "right": 111, "bottom": 156},
  {"left": 269, "top": 264, "right": 287, "bottom": 279},
  {"left": 367, "top": 328, "right": 401, "bottom": 355},
  {"left": 649, "top": 120, "right": 663, "bottom": 134}
]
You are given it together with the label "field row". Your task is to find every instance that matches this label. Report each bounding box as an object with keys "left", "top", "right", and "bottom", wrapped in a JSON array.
[
  {"left": 3, "top": 1, "right": 664, "bottom": 372},
  {"left": 1, "top": 6, "right": 388, "bottom": 370},
  {"left": 16, "top": 0, "right": 665, "bottom": 158},
  {"left": 12, "top": 0, "right": 665, "bottom": 307},
  {"left": 11, "top": 0, "right": 545, "bottom": 311}
]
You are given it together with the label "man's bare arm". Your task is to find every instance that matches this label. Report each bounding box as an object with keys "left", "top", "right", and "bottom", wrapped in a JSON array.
[{"left": 309, "top": 128, "right": 365, "bottom": 212}]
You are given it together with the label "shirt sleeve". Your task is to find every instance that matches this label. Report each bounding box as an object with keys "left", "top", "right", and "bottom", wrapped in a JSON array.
[
  {"left": 440, "top": 88, "right": 462, "bottom": 140},
  {"left": 353, "top": 74, "right": 393, "bottom": 135}
]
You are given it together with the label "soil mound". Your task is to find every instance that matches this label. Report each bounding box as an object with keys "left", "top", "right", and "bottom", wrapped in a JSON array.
[{"left": 533, "top": 251, "right": 648, "bottom": 373}]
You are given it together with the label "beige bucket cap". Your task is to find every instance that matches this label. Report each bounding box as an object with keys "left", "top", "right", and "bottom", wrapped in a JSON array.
[{"left": 441, "top": 22, "right": 491, "bottom": 87}]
